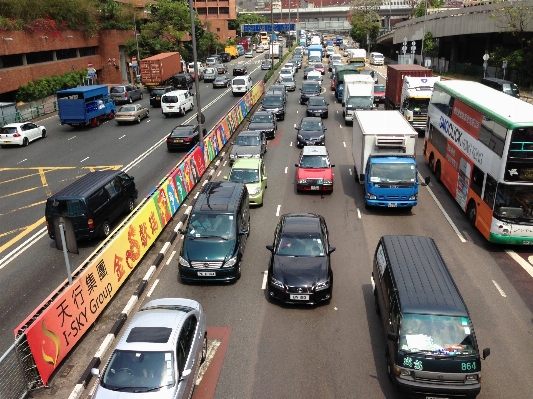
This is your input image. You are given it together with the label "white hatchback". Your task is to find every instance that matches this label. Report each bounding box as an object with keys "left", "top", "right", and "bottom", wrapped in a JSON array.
[{"left": 0, "top": 122, "right": 47, "bottom": 147}]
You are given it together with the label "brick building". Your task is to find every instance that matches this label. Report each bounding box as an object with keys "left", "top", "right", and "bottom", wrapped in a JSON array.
[{"left": 194, "top": 0, "right": 238, "bottom": 42}]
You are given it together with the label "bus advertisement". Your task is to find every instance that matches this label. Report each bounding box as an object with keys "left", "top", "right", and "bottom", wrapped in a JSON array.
[{"left": 424, "top": 80, "right": 533, "bottom": 245}]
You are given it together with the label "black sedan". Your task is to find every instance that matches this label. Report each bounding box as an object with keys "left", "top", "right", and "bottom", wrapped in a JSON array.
[
  {"left": 306, "top": 96, "right": 329, "bottom": 119},
  {"left": 266, "top": 213, "right": 334, "bottom": 305},
  {"left": 213, "top": 75, "right": 230, "bottom": 88},
  {"left": 166, "top": 124, "right": 205, "bottom": 151},
  {"left": 247, "top": 111, "right": 277, "bottom": 139},
  {"left": 233, "top": 64, "right": 248, "bottom": 76},
  {"left": 295, "top": 117, "right": 327, "bottom": 147}
]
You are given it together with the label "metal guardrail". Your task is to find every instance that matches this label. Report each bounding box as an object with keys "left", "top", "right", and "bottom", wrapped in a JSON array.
[
  {"left": 0, "top": 101, "right": 58, "bottom": 127},
  {"left": 0, "top": 334, "right": 38, "bottom": 399}
]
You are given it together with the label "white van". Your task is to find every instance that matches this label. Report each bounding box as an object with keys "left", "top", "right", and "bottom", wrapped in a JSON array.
[
  {"left": 188, "top": 62, "right": 203, "bottom": 73},
  {"left": 161, "top": 90, "right": 195, "bottom": 117},
  {"left": 231, "top": 75, "right": 253, "bottom": 96},
  {"left": 369, "top": 52, "right": 384, "bottom": 66}
]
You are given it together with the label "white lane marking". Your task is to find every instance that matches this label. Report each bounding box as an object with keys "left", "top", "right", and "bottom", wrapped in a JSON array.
[
  {"left": 506, "top": 250, "right": 533, "bottom": 279},
  {"left": 276, "top": 204, "right": 281, "bottom": 217},
  {"left": 423, "top": 176, "right": 466, "bottom": 243},
  {"left": 337, "top": 110, "right": 339, "bottom": 113},
  {"left": 17, "top": 159, "right": 27, "bottom": 164},
  {"left": 343, "top": 142, "right": 346, "bottom": 147},
  {"left": 339, "top": 124, "right": 342, "bottom": 128},
  {"left": 290, "top": 142, "right": 292, "bottom": 147},
  {"left": 297, "top": 110, "right": 298, "bottom": 113},
  {"left": 0, "top": 228, "right": 47, "bottom": 270},
  {"left": 80, "top": 157, "right": 89, "bottom": 163},
  {"left": 166, "top": 250, "right": 177, "bottom": 266},
  {"left": 357, "top": 209, "right": 361, "bottom": 218},
  {"left": 217, "top": 170, "right": 221, "bottom": 177},
  {"left": 194, "top": 192, "right": 199, "bottom": 199},
  {"left": 146, "top": 119, "right": 151, "bottom": 123},
  {"left": 220, "top": 151, "right": 225, "bottom": 157},
  {"left": 491, "top": 280, "right": 507, "bottom": 297},
  {"left": 285, "top": 167, "right": 288, "bottom": 173},
  {"left": 119, "top": 135, "right": 126, "bottom": 140},
  {"left": 68, "top": 136, "right": 76, "bottom": 140},
  {"left": 223, "top": 160, "right": 227, "bottom": 166},
  {"left": 147, "top": 279, "right": 159, "bottom": 297},
  {"left": 262, "top": 270, "right": 268, "bottom": 289},
  {"left": 349, "top": 168, "right": 352, "bottom": 175}
]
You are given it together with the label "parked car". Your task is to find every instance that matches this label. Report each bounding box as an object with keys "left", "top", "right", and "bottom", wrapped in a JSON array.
[
  {"left": 247, "top": 111, "right": 277, "bottom": 139},
  {"left": 233, "top": 64, "right": 248, "bottom": 76},
  {"left": 295, "top": 117, "right": 327, "bottom": 147},
  {"left": 279, "top": 75, "right": 296, "bottom": 91},
  {"left": 0, "top": 122, "right": 46, "bottom": 147},
  {"left": 149, "top": 86, "right": 173, "bottom": 107},
  {"left": 295, "top": 146, "right": 334, "bottom": 192},
  {"left": 306, "top": 96, "right": 329, "bottom": 119},
  {"left": 261, "top": 93, "right": 286, "bottom": 121},
  {"left": 213, "top": 75, "right": 231, "bottom": 88},
  {"left": 90, "top": 298, "right": 207, "bottom": 399},
  {"left": 229, "top": 130, "right": 267, "bottom": 164},
  {"left": 115, "top": 104, "right": 149, "bottom": 124},
  {"left": 215, "top": 63, "right": 228, "bottom": 74},
  {"left": 166, "top": 124, "right": 205, "bottom": 151},
  {"left": 225, "top": 158, "right": 267, "bottom": 206},
  {"left": 266, "top": 213, "right": 334, "bottom": 305},
  {"left": 110, "top": 84, "right": 143, "bottom": 104}
]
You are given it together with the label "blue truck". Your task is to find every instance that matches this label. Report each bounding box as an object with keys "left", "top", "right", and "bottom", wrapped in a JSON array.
[
  {"left": 335, "top": 36, "right": 343, "bottom": 46},
  {"left": 236, "top": 44, "right": 245, "bottom": 57},
  {"left": 352, "top": 110, "right": 426, "bottom": 210},
  {"left": 57, "top": 85, "right": 116, "bottom": 127},
  {"left": 307, "top": 45, "right": 323, "bottom": 64}
]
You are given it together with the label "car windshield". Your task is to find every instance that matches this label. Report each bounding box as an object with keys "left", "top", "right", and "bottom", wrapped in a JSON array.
[
  {"left": 229, "top": 168, "right": 260, "bottom": 184},
  {"left": 300, "top": 120, "right": 323, "bottom": 131},
  {"left": 110, "top": 87, "right": 125, "bottom": 93},
  {"left": 406, "top": 98, "right": 430, "bottom": 113},
  {"left": 502, "top": 83, "right": 520, "bottom": 96},
  {"left": 118, "top": 106, "right": 136, "bottom": 112},
  {"left": 314, "top": 63, "right": 324, "bottom": 68},
  {"left": 300, "top": 155, "right": 330, "bottom": 168},
  {"left": 101, "top": 350, "right": 175, "bottom": 391},
  {"left": 234, "top": 65, "right": 244, "bottom": 69},
  {"left": 374, "top": 85, "right": 385, "bottom": 92},
  {"left": 251, "top": 114, "right": 273, "bottom": 123},
  {"left": 276, "top": 234, "right": 325, "bottom": 257},
  {"left": 307, "top": 75, "right": 321, "bottom": 82},
  {"left": 400, "top": 314, "right": 478, "bottom": 356},
  {"left": 215, "top": 77, "right": 226, "bottom": 82},
  {"left": 493, "top": 183, "right": 533, "bottom": 220},
  {"left": 171, "top": 128, "right": 193, "bottom": 137},
  {"left": 308, "top": 97, "right": 326, "bottom": 106},
  {"left": 346, "top": 96, "right": 373, "bottom": 108},
  {"left": 151, "top": 89, "right": 166, "bottom": 95},
  {"left": 369, "top": 163, "right": 416, "bottom": 183},
  {"left": 188, "top": 214, "right": 235, "bottom": 238},
  {"left": 1, "top": 127, "right": 18, "bottom": 134},
  {"left": 206, "top": 58, "right": 216, "bottom": 63},
  {"left": 281, "top": 76, "right": 294, "bottom": 83},
  {"left": 235, "top": 135, "right": 260, "bottom": 146},
  {"left": 263, "top": 97, "right": 283, "bottom": 106},
  {"left": 205, "top": 68, "right": 215, "bottom": 74},
  {"left": 162, "top": 96, "right": 178, "bottom": 103},
  {"left": 373, "top": 54, "right": 383, "bottom": 59},
  {"left": 280, "top": 69, "right": 292, "bottom": 74}
]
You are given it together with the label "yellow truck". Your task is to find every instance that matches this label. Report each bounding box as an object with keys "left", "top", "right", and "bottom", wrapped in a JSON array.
[
  {"left": 348, "top": 49, "right": 366, "bottom": 71},
  {"left": 225, "top": 45, "right": 238, "bottom": 59}
]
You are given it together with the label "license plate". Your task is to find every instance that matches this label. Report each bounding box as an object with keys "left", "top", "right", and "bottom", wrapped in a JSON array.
[
  {"left": 174, "top": 139, "right": 183, "bottom": 143},
  {"left": 310, "top": 186, "right": 319, "bottom": 190},
  {"left": 4, "top": 141, "right": 11, "bottom": 143},
  {"left": 426, "top": 397, "right": 447, "bottom": 399},
  {"left": 168, "top": 106, "right": 174, "bottom": 109},
  {"left": 237, "top": 87, "right": 242, "bottom": 89},
  {"left": 198, "top": 271, "right": 216, "bottom": 276},
  {"left": 156, "top": 96, "right": 160, "bottom": 100},
  {"left": 290, "top": 294, "right": 309, "bottom": 301},
  {"left": 388, "top": 203, "right": 397, "bottom": 207}
]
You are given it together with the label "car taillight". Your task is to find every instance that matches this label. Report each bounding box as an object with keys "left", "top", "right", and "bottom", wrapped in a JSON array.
[
  {"left": 167, "top": 137, "right": 173, "bottom": 142},
  {"left": 184, "top": 137, "right": 192, "bottom": 142},
  {"left": 128, "top": 114, "right": 135, "bottom": 117},
  {"left": 124, "top": 92, "right": 128, "bottom": 98},
  {"left": 88, "top": 219, "right": 94, "bottom": 229},
  {"left": 13, "top": 133, "right": 21, "bottom": 137},
  {"left": 46, "top": 221, "right": 50, "bottom": 231}
]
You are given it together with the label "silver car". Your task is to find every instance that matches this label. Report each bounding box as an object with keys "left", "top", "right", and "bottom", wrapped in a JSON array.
[
  {"left": 110, "top": 84, "right": 143, "bottom": 104},
  {"left": 91, "top": 298, "right": 207, "bottom": 399},
  {"left": 279, "top": 75, "right": 296, "bottom": 91},
  {"left": 115, "top": 104, "right": 149, "bottom": 124}
]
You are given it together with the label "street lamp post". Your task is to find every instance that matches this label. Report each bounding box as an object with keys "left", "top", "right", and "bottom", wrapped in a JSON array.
[
  {"left": 189, "top": 0, "right": 205, "bottom": 143},
  {"left": 271, "top": 5, "right": 274, "bottom": 68}
]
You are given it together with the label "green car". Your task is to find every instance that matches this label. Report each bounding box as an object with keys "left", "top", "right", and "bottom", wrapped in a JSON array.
[{"left": 224, "top": 158, "right": 267, "bottom": 205}]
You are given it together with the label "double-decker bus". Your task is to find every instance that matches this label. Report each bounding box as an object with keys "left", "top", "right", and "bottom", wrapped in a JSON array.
[
  {"left": 259, "top": 31, "right": 269, "bottom": 46},
  {"left": 424, "top": 80, "right": 533, "bottom": 244}
]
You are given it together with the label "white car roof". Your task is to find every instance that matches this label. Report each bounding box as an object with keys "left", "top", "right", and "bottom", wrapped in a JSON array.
[{"left": 302, "top": 146, "right": 328, "bottom": 156}]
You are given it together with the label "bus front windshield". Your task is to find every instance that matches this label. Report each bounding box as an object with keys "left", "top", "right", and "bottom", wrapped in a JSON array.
[
  {"left": 369, "top": 163, "right": 416, "bottom": 184},
  {"left": 407, "top": 98, "right": 430, "bottom": 113},
  {"left": 400, "top": 314, "right": 477, "bottom": 356},
  {"left": 494, "top": 183, "right": 533, "bottom": 220}
]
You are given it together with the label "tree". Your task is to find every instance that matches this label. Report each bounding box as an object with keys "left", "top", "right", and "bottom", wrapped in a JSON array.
[
  {"left": 228, "top": 13, "right": 268, "bottom": 36},
  {"left": 349, "top": 0, "right": 381, "bottom": 49},
  {"left": 423, "top": 31, "right": 439, "bottom": 57},
  {"left": 412, "top": 0, "right": 445, "bottom": 19}
]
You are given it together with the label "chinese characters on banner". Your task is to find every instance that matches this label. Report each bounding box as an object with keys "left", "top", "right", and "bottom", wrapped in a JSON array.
[{"left": 18, "top": 81, "right": 264, "bottom": 385}]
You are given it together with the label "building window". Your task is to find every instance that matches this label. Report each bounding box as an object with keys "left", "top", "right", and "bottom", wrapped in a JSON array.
[
  {"left": 0, "top": 54, "right": 24, "bottom": 68},
  {"left": 26, "top": 51, "right": 54, "bottom": 65},
  {"left": 56, "top": 48, "right": 78, "bottom": 61},
  {"left": 217, "top": 28, "right": 220, "bottom": 32},
  {"left": 219, "top": 7, "right": 229, "bottom": 14},
  {"left": 208, "top": 7, "right": 218, "bottom": 14},
  {"left": 79, "top": 47, "right": 97, "bottom": 57},
  {"left": 197, "top": 7, "right": 207, "bottom": 15}
]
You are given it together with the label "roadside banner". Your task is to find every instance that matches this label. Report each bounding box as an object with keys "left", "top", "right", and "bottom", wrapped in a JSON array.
[{"left": 15, "top": 81, "right": 264, "bottom": 386}]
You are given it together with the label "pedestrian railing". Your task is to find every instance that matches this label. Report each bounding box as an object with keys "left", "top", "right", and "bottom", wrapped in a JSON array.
[{"left": 0, "top": 100, "right": 58, "bottom": 127}]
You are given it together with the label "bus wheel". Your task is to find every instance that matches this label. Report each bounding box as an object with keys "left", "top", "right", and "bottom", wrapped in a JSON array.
[
  {"left": 467, "top": 201, "right": 477, "bottom": 227},
  {"left": 435, "top": 160, "right": 442, "bottom": 183}
]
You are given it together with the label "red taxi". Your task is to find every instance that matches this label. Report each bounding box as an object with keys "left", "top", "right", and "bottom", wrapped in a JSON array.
[{"left": 295, "top": 146, "right": 335, "bottom": 192}]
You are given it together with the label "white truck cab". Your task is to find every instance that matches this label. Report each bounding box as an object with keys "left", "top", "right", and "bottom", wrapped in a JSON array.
[{"left": 400, "top": 76, "right": 441, "bottom": 131}]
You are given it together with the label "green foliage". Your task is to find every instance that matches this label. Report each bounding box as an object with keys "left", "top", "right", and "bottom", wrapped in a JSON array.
[
  {"left": 228, "top": 13, "right": 268, "bottom": 35},
  {"left": 263, "top": 70, "right": 274, "bottom": 82},
  {"left": 413, "top": 0, "right": 445, "bottom": 19},
  {"left": 16, "top": 70, "right": 86, "bottom": 102},
  {"left": 349, "top": 0, "right": 381, "bottom": 48},
  {"left": 423, "top": 31, "right": 439, "bottom": 57}
]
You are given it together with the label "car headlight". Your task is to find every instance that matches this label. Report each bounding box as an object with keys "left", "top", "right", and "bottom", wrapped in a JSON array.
[
  {"left": 297, "top": 134, "right": 303, "bottom": 139},
  {"left": 366, "top": 193, "right": 377, "bottom": 200},
  {"left": 323, "top": 179, "right": 333, "bottom": 184},
  {"left": 224, "top": 256, "right": 238, "bottom": 268},
  {"left": 318, "top": 135, "right": 325, "bottom": 140},
  {"left": 250, "top": 187, "right": 261, "bottom": 195},
  {"left": 466, "top": 374, "right": 479, "bottom": 381},
  {"left": 297, "top": 179, "right": 307, "bottom": 184},
  {"left": 230, "top": 153, "right": 236, "bottom": 159},
  {"left": 270, "top": 276, "right": 284, "bottom": 289},
  {"left": 315, "top": 279, "right": 330, "bottom": 291},
  {"left": 179, "top": 256, "right": 190, "bottom": 267},
  {"left": 253, "top": 153, "right": 261, "bottom": 158},
  {"left": 409, "top": 194, "right": 418, "bottom": 200}
]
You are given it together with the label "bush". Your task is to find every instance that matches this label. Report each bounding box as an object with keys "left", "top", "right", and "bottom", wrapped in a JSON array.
[{"left": 16, "top": 70, "right": 86, "bottom": 102}]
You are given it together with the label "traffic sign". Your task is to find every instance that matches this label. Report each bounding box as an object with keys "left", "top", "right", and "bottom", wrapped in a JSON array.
[
  {"left": 132, "top": 56, "right": 137, "bottom": 61},
  {"left": 403, "top": 37, "right": 407, "bottom": 45},
  {"left": 87, "top": 67, "right": 96, "bottom": 74},
  {"left": 502, "top": 60, "right": 508, "bottom": 69},
  {"left": 87, "top": 62, "right": 93, "bottom": 68},
  {"left": 242, "top": 23, "right": 296, "bottom": 32},
  {"left": 88, "top": 73, "right": 96, "bottom": 78},
  {"left": 483, "top": 53, "right": 490, "bottom": 61},
  {"left": 412, "top": 41, "right": 416, "bottom": 46}
]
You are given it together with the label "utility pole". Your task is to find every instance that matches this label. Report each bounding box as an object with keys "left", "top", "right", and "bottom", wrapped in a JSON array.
[{"left": 189, "top": 0, "right": 205, "bottom": 142}]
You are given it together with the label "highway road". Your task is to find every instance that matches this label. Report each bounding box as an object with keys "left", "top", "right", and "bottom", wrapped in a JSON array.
[
  {"left": 11, "top": 46, "right": 533, "bottom": 399},
  {"left": 0, "top": 53, "right": 269, "bottom": 354}
]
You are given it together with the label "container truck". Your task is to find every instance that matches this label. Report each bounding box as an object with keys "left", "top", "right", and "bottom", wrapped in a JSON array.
[
  {"left": 334, "top": 65, "right": 360, "bottom": 97},
  {"left": 57, "top": 85, "right": 116, "bottom": 128},
  {"left": 139, "top": 52, "right": 183, "bottom": 91},
  {"left": 384, "top": 65, "right": 438, "bottom": 134},
  {"left": 341, "top": 74, "right": 375, "bottom": 105},
  {"left": 238, "top": 38, "right": 250, "bottom": 51},
  {"left": 352, "top": 110, "right": 426, "bottom": 209},
  {"left": 269, "top": 42, "right": 280, "bottom": 58},
  {"left": 343, "top": 83, "right": 375, "bottom": 124},
  {"left": 347, "top": 49, "right": 366, "bottom": 70}
]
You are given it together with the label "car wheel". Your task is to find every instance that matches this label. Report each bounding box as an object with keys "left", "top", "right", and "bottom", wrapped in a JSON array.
[
  {"left": 128, "top": 97, "right": 133, "bottom": 104},
  {"left": 42, "top": 129, "right": 47, "bottom": 138},
  {"left": 101, "top": 220, "right": 111, "bottom": 238},
  {"left": 201, "top": 334, "right": 207, "bottom": 364},
  {"left": 467, "top": 201, "right": 477, "bottom": 227},
  {"left": 324, "top": 113, "right": 329, "bottom": 119},
  {"left": 22, "top": 137, "right": 29, "bottom": 146},
  {"left": 126, "top": 197, "right": 135, "bottom": 213},
  {"left": 146, "top": 110, "right": 149, "bottom": 118},
  {"left": 136, "top": 116, "right": 141, "bottom": 124},
  {"left": 435, "top": 160, "right": 442, "bottom": 182}
]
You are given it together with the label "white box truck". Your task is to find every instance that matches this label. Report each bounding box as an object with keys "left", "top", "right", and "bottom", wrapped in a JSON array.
[
  {"left": 343, "top": 83, "right": 375, "bottom": 124},
  {"left": 352, "top": 110, "right": 428, "bottom": 210},
  {"left": 342, "top": 74, "right": 374, "bottom": 106}
]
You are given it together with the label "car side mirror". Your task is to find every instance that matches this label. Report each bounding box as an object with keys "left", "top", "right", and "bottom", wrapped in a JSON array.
[
  {"left": 324, "top": 128, "right": 327, "bottom": 131},
  {"left": 239, "top": 229, "right": 249, "bottom": 235},
  {"left": 91, "top": 368, "right": 100, "bottom": 378},
  {"left": 266, "top": 245, "right": 274, "bottom": 252},
  {"left": 294, "top": 124, "right": 297, "bottom": 128},
  {"left": 180, "top": 369, "right": 192, "bottom": 381},
  {"left": 482, "top": 348, "right": 490, "bottom": 360},
  {"left": 387, "top": 332, "right": 398, "bottom": 342},
  {"left": 178, "top": 228, "right": 186, "bottom": 235},
  {"left": 331, "top": 164, "right": 335, "bottom": 167},
  {"left": 328, "top": 246, "right": 336, "bottom": 254},
  {"left": 422, "top": 176, "right": 430, "bottom": 186}
]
